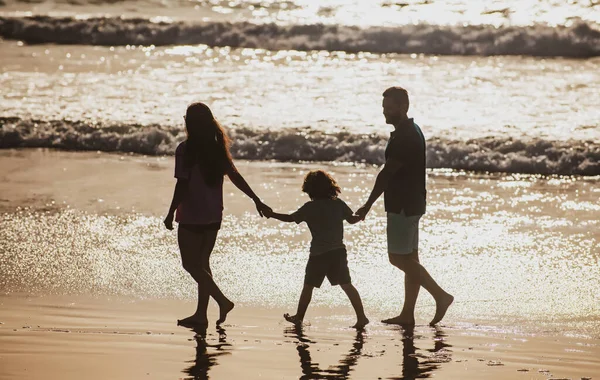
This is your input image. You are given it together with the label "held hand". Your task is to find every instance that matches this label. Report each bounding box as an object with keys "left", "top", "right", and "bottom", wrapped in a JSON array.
[
  {"left": 355, "top": 204, "right": 371, "bottom": 220},
  {"left": 255, "top": 200, "right": 272, "bottom": 218},
  {"left": 163, "top": 213, "right": 174, "bottom": 230},
  {"left": 262, "top": 208, "right": 274, "bottom": 219}
]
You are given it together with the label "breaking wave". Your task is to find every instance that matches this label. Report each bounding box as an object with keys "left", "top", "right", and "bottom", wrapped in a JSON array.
[
  {"left": 1, "top": 15, "right": 600, "bottom": 57},
  {"left": 1, "top": 117, "right": 598, "bottom": 176}
]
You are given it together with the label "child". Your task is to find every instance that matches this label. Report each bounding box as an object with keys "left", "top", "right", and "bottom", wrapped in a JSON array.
[{"left": 264, "top": 170, "right": 369, "bottom": 328}]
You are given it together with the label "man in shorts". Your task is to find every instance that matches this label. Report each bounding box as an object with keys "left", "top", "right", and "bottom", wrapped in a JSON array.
[{"left": 356, "top": 86, "right": 454, "bottom": 326}]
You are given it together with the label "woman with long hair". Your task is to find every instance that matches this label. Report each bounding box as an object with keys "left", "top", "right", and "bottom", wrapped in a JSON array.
[{"left": 164, "top": 102, "right": 270, "bottom": 327}]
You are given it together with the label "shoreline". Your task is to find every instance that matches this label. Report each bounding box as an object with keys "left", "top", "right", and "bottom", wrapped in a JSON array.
[
  {"left": 1, "top": 293, "right": 598, "bottom": 380},
  {"left": 1, "top": 148, "right": 598, "bottom": 379}
]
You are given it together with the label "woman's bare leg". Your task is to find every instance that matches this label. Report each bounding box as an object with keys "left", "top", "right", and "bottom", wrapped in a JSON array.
[{"left": 178, "top": 228, "right": 234, "bottom": 326}]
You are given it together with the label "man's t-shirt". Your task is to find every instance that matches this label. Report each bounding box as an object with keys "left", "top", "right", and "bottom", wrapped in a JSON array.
[
  {"left": 292, "top": 198, "right": 353, "bottom": 256},
  {"left": 384, "top": 118, "right": 426, "bottom": 216},
  {"left": 174, "top": 141, "right": 225, "bottom": 225}
]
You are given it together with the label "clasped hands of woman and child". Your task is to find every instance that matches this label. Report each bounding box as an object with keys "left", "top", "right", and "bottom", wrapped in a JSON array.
[
  {"left": 164, "top": 103, "right": 368, "bottom": 329},
  {"left": 166, "top": 99, "right": 452, "bottom": 329}
]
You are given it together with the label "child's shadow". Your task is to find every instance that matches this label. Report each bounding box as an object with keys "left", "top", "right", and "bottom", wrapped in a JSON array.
[
  {"left": 284, "top": 325, "right": 365, "bottom": 379},
  {"left": 182, "top": 325, "right": 232, "bottom": 380}
]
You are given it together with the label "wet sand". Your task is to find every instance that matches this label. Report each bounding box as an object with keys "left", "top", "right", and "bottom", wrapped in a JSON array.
[
  {"left": 1, "top": 148, "right": 599, "bottom": 379},
  {"left": 1, "top": 294, "right": 599, "bottom": 380}
]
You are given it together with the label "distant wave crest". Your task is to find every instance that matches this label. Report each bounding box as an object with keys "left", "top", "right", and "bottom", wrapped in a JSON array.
[
  {"left": 1, "top": 117, "right": 598, "bottom": 176},
  {"left": 1, "top": 15, "right": 600, "bottom": 57}
]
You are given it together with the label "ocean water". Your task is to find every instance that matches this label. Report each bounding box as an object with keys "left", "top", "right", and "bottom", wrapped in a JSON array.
[
  {"left": 0, "top": 0, "right": 599, "bottom": 338},
  {"left": 1, "top": 1, "right": 599, "bottom": 174}
]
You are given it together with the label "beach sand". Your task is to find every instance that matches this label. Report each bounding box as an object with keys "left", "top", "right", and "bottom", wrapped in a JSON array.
[
  {"left": 1, "top": 294, "right": 598, "bottom": 380},
  {"left": 1, "top": 149, "right": 599, "bottom": 379}
]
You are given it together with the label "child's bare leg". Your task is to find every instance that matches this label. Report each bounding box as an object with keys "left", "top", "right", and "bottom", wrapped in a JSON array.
[
  {"left": 340, "top": 283, "right": 369, "bottom": 328},
  {"left": 284, "top": 284, "right": 314, "bottom": 325}
]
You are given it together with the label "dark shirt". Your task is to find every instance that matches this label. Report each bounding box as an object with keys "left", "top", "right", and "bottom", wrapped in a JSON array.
[
  {"left": 384, "top": 118, "right": 426, "bottom": 216},
  {"left": 292, "top": 198, "right": 354, "bottom": 256}
]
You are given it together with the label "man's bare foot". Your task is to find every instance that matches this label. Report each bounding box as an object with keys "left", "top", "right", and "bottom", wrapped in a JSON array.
[
  {"left": 429, "top": 294, "right": 454, "bottom": 326},
  {"left": 216, "top": 300, "right": 235, "bottom": 325},
  {"left": 352, "top": 317, "right": 370, "bottom": 329},
  {"left": 381, "top": 315, "right": 415, "bottom": 326},
  {"left": 284, "top": 313, "right": 303, "bottom": 325},
  {"left": 177, "top": 315, "right": 208, "bottom": 327}
]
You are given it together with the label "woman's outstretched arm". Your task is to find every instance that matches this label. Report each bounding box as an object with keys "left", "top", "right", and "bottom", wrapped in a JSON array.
[
  {"left": 164, "top": 178, "right": 188, "bottom": 230},
  {"left": 226, "top": 163, "right": 271, "bottom": 216}
]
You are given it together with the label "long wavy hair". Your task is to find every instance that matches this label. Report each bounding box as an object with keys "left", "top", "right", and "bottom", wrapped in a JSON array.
[{"left": 183, "top": 102, "right": 233, "bottom": 187}]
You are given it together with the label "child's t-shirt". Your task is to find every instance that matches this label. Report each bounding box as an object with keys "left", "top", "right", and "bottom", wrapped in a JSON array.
[{"left": 291, "top": 198, "right": 354, "bottom": 256}]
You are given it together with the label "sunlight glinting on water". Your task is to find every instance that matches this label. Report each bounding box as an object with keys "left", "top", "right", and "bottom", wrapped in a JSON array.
[
  {"left": 1, "top": 166, "right": 598, "bottom": 336},
  {"left": 2, "top": 41, "right": 599, "bottom": 142},
  {"left": 5, "top": 0, "right": 596, "bottom": 27}
]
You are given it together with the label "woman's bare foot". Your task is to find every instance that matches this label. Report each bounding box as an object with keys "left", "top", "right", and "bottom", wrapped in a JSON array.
[
  {"left": 216, "top": 300, "right": 235, "bottom": 325},
  {"left": 177, "top": 315, "right": 208, "bottom": 327},
  {"left": 352, "top": 317, "right": 370, "bottom": 329},
  {"left": 381, "top": 315, "right": 415, "bottom": 326},
  {"left": 284, "top": 313, "right": 303, "bottom": 325},
  {"left": 429, "top": 294, "right": 454, "bottom": 326}
]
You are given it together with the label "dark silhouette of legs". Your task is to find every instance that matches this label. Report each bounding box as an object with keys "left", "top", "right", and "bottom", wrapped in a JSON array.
[
  {"left": 177, "top": 228, "right": 234, "bottom": 327},
  {"left": 383, "top": 250, "right": 453, "bottom": 326},
  {"left": 340, "top": 283, "right": 369, "bottom": 328},
  {"left": 285, "top": 284, "right": 314, "bottom": 325}
]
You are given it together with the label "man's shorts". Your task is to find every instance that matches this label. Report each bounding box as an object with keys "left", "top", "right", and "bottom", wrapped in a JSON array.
[
  {"left": 387, "top": 211, "right": 422, "bottom": 255},
  {"left": 304, "top": 248, "right": 352, "bottom": 288}
]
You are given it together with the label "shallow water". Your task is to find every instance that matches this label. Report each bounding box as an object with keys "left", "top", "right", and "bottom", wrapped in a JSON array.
[{"left": 1, "top": 150, "right": 598, "bottom": 338}]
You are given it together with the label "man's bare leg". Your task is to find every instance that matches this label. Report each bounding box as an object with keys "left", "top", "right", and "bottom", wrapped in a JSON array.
[
  {"left": 340, "top": 283, "right": 370, "bottom": 328},
  {"left": 382, "top": 252, "right": 420, "bottom": 325},
  {"left": 383, "top": 250, "right": 453, "bottom": 326},
  {"left": 406, "top": 251, "right": 454, "bottom": 325},
  {"left": 284, "top": 284, "right": 314, "bottom": 325}
]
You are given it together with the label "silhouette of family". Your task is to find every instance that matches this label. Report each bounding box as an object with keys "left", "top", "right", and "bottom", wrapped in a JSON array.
[{"left": 164, "top": 86, "right": 453, "bottom": 329}]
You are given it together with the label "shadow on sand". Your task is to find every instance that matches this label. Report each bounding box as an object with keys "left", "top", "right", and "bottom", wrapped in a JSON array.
[
  {"left": 389, "top": 325, "right": 452, "bottom": 380},
  {"left": 182, "top": 325, "right": 232, "bottom": 380},
  {"left": 284, "top": 324, "right": 365, "bottom": 379},
  {"left": 285, "top": 324, "right": 451, "bottom": 380}
]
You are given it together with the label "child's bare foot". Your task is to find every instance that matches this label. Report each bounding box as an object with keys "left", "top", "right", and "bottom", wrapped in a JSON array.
[
  {"left": 429, "top": 294, "right": 454, "bottom": 326},
  {"left": 177, "top": 314, "right": 208, "bottom": 327},
  {"left": 381, "top": 315, "right": 415, "bottom": 326},
  {"left": 216, "top": 300, "right": 235, "bottom": 325},
  {"left": 284, "top": 313, "right": 303, "bottom": 325},
  {"left": 352, "top": 317, "right": 369, "bottom": 329}
]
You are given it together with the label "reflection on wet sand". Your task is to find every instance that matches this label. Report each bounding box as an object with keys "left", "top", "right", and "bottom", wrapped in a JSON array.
[
  {"left": 183, "top": 326, "right": 231, "bottom": 380},
  {"left": 390, "top": 326, "right": 452, "bottom": 380},
  {"left": 285, "top": 325, "right": 365, "bottom": 379},
  {"left": 284, "top": 325, "right": 452, "bottom": 380}
]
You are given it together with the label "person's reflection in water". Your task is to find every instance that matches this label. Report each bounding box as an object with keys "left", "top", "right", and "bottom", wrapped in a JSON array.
[
  {"left": 183, "top": 325, "right": 232, "bottom": 380},
  {"left": 391, "top": 326, "right": 452, "bottom": 380},
  {"left": 284, "top": 325, "right": 365, "bottom": 379}
]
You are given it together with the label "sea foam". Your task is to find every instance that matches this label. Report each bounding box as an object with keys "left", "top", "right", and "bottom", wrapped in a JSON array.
[
  {"left": 1, "top": 16, "right": 599, "bottom": 57},
  {"left": 1, "top": 117, "right": 598, "bottom": 175}
]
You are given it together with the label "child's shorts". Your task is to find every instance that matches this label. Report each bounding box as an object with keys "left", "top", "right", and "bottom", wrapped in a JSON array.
[{"left": 304, "top": 248, "right": 352, "bottom": 288}]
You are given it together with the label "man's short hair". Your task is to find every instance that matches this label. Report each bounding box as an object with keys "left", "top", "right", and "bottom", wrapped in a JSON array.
[{"left": 383, "top": 86, "right": 409, "bottom": 111}]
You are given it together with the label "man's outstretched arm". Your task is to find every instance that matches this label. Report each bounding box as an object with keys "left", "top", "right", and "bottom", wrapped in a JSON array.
[{"left": 355, "top": 158, "right": 402, "bottom": 219}]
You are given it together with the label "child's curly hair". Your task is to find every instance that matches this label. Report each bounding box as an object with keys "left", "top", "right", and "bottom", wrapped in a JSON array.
[{"left": 302, "top": 170, "right": 341, "bottom": 200}]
